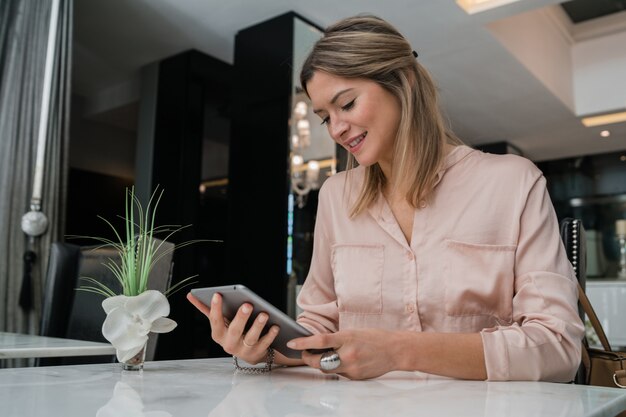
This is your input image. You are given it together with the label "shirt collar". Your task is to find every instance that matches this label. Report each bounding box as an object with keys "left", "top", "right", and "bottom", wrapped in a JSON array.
[
  {"left": 434, "top": 145, "right": 476, "bottom": 187},
  {"left": 366, "top": 145, "right": 476, "bottom": 219}
]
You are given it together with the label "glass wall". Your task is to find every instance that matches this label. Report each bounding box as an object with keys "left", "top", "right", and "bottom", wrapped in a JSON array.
[
  {"left": 539, "top": 151, "right": 626, "bottom": 278},
  {"left": 286, "top": 18, "right": 333, "bottom": 317}
]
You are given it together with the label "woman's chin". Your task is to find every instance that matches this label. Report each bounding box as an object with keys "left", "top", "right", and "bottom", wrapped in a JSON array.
[{"left": 353, "top": 156, "right": 375, "bottom": 168}]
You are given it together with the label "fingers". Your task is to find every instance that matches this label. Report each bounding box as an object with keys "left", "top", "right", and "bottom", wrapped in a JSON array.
[
  {"left": 208, "top": 293, "right": 240, "bottom": 346},
  {"left": 224, "top": 302, "right": 252, "bottom": 338},
  {"left": 288, "top": 333, "right": 345, "bottom": 374},
  {"left": 245, "top": 320, "right": 280, "bottom": 355},
  {"left": 224, "top": 307, "right": 279, "bottom": 355},
  {"left": 242, "top": 313, "right": 268, "bottom": 346},
  {"left": 301, "top": 349, "right": 323, "bottom": 369},
  {"left": 188, "top": 292, "right": 233, "bottom": 345},
  {"left": 186, "top": 291, "right": 282, "bottom": 363},
  {"left": 186, "top": 293, "right": 210, "bottom": 318},
  {"left": 287, "top": 333, "right": 340, "bottom": 352},
  {"left": 301, "top": 347, "right": 346, "bottom": 375}
]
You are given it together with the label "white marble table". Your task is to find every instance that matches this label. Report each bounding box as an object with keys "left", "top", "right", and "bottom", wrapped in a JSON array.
[
  {"left": 0, "top": 332, "right": 115, "bottom": 359},
  {"left": 1, "top": 357, "right": 625, "bottom": 417}
]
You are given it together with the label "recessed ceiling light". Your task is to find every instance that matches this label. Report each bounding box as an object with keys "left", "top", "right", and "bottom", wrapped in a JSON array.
[
  {"left": 600, "top": 130, "right": 611, "bottom": 138},
  {"left": 456, "top": 0, "right": 521, "bottom": 14},
  {"left": 621, "top": 155, "right": 626, "bottom": 162},
  {"left": 581, "top": 111, "right": 626, "bottom": 127}
]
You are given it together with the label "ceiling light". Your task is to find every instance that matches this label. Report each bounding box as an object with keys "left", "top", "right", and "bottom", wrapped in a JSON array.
[
  {"left": 456, "top": 0, "right": 521, "bottom": 15},
  {"left": 600, "top": 130, "right": 611, "bottom": 138},
  {"left": 581, "top": 111, "right": 626, "bottom": 127}
]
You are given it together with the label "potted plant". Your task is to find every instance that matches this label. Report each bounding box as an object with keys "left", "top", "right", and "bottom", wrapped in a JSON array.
[{"left": 77, "top": 187, "right": 209, "bottom": 370}]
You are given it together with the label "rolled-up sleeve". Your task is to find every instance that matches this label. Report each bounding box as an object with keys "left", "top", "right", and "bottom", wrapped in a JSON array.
[{"left": 481, "top": 175, "right": 584, "bottom": 382}]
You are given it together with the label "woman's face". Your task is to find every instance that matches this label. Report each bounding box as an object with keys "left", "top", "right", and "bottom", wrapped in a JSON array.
[{"left": 306, "top": 71, "right": 401, "bottom": 171}]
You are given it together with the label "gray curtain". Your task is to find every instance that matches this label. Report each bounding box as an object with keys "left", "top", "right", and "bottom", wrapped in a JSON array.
[{"left": 0, "top": 0, "right": 72, "bottom": 335}]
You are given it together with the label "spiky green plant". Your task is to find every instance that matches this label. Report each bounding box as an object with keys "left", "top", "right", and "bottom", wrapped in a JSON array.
[{"left": 75, "top": 187, "right": 211, "bottom": 298}]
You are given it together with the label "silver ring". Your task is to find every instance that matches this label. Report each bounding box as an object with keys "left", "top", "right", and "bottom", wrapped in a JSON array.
[
  {"left": 319, "top": 350, "right": 341, "bottom": 371},
  {"left": 242, "top": 339, "right": 256, "bottom": 348}
]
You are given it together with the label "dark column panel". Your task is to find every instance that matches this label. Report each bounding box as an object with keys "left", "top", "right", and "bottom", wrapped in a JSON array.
[
  {"left": 227, "top": 13, "right": 297, "bottom": 311},
  {"left": 137, "top": 50, "right": 232, "bottom": 360}
]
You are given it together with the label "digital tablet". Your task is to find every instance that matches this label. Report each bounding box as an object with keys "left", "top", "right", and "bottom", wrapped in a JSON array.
[{"left": 190, "top": 284, "right": 317, "bottom": 359}]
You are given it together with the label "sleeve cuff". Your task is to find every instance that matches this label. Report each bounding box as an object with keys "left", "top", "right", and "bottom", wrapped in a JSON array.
[{"left": 481, "top": 327, "right": 510, "bottom": 381}]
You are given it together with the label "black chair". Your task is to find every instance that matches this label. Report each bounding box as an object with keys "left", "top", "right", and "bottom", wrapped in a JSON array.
[
  {"left": 38, "top": 240, "right": 174, "bottom": 366},
  {"left": 559, "top": 217, "right": 587, "bottom": 385}
]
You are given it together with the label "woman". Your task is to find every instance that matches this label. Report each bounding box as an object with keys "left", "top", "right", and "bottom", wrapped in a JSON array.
[{"left": 188, "top": 15, "right": 584, "bottom": 381}]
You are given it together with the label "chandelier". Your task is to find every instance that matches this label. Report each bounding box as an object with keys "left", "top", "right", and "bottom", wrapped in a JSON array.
[{"left": 290, "top": 100, "right": 320, "bottom": 208}]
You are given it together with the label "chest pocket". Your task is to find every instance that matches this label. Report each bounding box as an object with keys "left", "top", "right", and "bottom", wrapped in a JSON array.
[
  {"left": 331, "top": 244, "right": 384, "bottom": 314},
  {"left": 444, "top": 239, "right": 516, "bottom": 320}
]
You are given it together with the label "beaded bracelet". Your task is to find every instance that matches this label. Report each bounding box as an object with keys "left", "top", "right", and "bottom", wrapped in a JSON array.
[{"left": 233, "top": 348, "right": 275, "bottom": 374}]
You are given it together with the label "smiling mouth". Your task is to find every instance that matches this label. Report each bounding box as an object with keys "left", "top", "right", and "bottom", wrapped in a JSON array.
[{"left": 347, "top": 132, "right": 367, "bottom": 148}]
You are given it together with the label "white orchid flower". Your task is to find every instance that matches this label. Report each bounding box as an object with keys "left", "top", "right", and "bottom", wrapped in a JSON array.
[{"left": 102, "top": 290, "right": 177, "bottom": 362}]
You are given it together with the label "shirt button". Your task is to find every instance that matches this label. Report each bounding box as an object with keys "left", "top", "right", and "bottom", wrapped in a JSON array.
[
  {"left": 406, "top": 251, "right": 414, "bottom": 261},
  {"left": 406, "top": 304, "right": 416, "bottom": 313}
]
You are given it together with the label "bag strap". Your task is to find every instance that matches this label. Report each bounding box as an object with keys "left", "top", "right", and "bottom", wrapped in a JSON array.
[{"left": 578, "top": 282, "right": 612, "bottom": 352}]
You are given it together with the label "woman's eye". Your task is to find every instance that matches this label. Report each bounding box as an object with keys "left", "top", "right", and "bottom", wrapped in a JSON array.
[
  {"left": 319, "top": 100, "right": 353, "bottom": 125},
  {"left": 341, "top": 99, "right": 355, "bottom": 111}
]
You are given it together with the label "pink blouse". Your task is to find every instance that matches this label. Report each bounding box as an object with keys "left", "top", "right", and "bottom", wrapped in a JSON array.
[{"left": 297, "top": 145, "right": 584, "bottom": 381}]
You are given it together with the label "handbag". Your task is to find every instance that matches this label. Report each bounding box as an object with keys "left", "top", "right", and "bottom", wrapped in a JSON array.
[{"left": 578, "top": 283, "right": 626, "bottom": 388}]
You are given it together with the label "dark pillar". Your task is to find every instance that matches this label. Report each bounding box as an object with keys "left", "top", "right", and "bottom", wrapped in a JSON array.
[
  {"left": 136, "top": 50, "right": 232, "bottom": 360},
  {"left": 227, "top": 13, "right": 305, "bottom": 312}
]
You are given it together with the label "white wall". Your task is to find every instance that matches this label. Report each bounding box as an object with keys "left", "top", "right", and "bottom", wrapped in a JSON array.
[
  {"left": 486, "top": 7, "right": 575, "bottom": 112},
  {"left": 572, "top": 30, "right": 626, "bottom": 116}
]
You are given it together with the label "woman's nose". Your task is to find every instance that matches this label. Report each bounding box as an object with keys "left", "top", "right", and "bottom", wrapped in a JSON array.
[{"left": 329, "top": 118, "right": 348, "bottom": 141}]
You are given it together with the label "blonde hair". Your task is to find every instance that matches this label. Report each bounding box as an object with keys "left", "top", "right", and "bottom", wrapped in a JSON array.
[{"left": 300, "top": 15, "right": 462, "bottom": 217}]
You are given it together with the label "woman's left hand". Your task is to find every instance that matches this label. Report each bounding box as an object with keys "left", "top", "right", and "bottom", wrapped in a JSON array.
[{"left": 288, "top": 329, "right": 401, "bottom": 380}]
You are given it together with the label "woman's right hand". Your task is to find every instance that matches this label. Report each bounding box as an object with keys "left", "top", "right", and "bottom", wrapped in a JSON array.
[{"left": 187, "top": 292, "right": 280, "bottom": 364}]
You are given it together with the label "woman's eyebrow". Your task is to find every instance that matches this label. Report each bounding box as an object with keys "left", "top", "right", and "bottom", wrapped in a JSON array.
[{"left": 313, "top": 88, "right": 354, "bottom": 114}]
